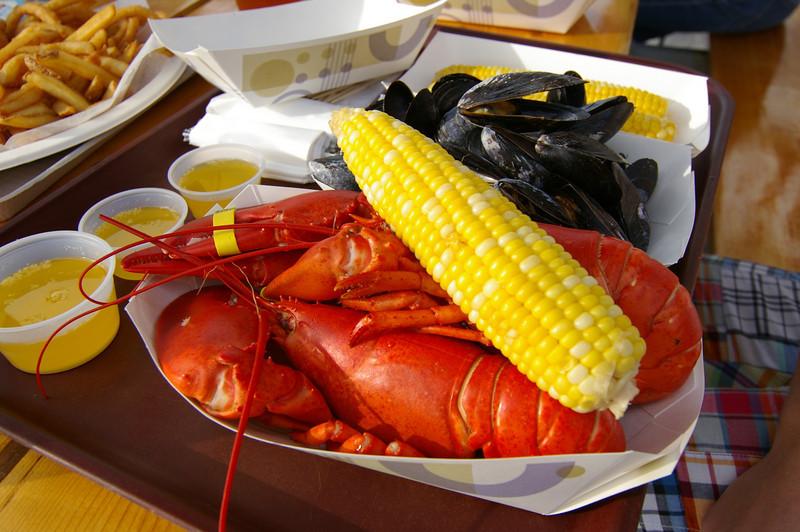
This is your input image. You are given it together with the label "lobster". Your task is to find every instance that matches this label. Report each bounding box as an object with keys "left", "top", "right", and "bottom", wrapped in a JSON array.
[
  {"left": 128, "top": 191, "right": 701, "bottom": 411},
  {"left": 136, "top": 191, "right": 702, "bottom": 460},
  {"left": 157, "top": 285, "right": 625, "bottom": 458}
]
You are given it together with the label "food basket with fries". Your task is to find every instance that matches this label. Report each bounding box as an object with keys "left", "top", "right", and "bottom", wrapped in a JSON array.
[{"left": 0, "top": 0, "right": 181, "bottom": 154}]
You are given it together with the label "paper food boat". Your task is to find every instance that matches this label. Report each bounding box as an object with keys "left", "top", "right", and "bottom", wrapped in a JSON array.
[
  {"left": 149, "top": 0, "right": 445, "bottom": 106},
  {"left": 126, "top": 184, "right": 703, "bottom": 516},
  {"left": 432, "top": 0, "right": 596, "bottom": 34}
]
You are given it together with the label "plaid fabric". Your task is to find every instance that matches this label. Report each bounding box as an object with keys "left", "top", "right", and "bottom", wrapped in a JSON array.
[{"left": 638, "top": 256, "right": 799, "bottom": 531}]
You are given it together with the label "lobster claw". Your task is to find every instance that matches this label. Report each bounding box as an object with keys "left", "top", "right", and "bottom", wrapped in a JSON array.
[
  {"left": 261, "top": 223, "right": 412, "bottom": 300},
  {"left": 156, "top": 286, "right": 332, "bottom": 425}
]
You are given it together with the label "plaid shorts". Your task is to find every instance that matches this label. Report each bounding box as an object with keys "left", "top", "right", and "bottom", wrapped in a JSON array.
[{"left": 638, "top": 256, "right": 799, "bottom": 531}]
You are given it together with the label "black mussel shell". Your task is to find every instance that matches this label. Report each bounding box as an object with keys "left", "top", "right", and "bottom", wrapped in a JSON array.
[
  {"left": 437, "top": 107, "right": 479, "bottom": 149},
  {"left": 610, "top": 162, "right": 650, "bottom": 250},
  {"left": 457, "top": 72, "right": 591, "bottom": 132},
  {"left": 461, "top": 99, "right": 591, "bottom": 133},
  {"left": 382, "top": 80, "right": 415, "bottom": 121},
  {"left": 436, "top": 109, "right": 505, "bottom": 179},
  {"left": 549, "top": 182, "right": 630, "bottom": 241},
  {"left": 404, "top": 87, "right": 439, "bottom": 139},
  {"left": 308, "top": 154, "right": 360, "bottom": 191},
  {"left": 625, "top": 157, "right": 659, "bottom": 202},
  {"left": 480, "top": 127, "right": 559, "bottom": 189},
  {"left": 458, "top": 71, "right": 587, "bottom": 111},
  {"left": 568, "top": 96, "right": 634, "bottom": 142},
  {"left": 537, "top": 130, "right": 625, "bottom": 163},
  {"left": 546, "top": 70, "right": 586, "bottom": 107},
  {"left": 533, "top": 131, "right": 626, "bottom": 212},
  {"left": 494, "top": 179, "right": 576, "bottom": 227},
  {"left": 431, "top": 73, "right": 481, "bottom": 117}
]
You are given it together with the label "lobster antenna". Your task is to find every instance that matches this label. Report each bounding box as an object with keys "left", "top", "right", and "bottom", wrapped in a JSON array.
[{"left": 217, "top": 298, "right": 271, "bottom": 532}]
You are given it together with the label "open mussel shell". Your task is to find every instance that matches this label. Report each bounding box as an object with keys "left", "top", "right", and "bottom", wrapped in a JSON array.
[
  {"left": 459, "top": 71, "right": 587, "bottom": 109},
  {"left": 458, "top": 72, "right": 590, "bottom": 132},
  {"left": 308, "top": 154, "right": 360, "bottom": 191}
]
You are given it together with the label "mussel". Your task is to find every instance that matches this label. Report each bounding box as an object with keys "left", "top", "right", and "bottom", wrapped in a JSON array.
[
  {"left": 625, "top": 157, "right": 659, "bottom": 202},
  {"left": 308, "top": 153, "right": 360, "bottom": 191},
  {"left": 367, "top": 80, "right": 439, "bottom": 139}
]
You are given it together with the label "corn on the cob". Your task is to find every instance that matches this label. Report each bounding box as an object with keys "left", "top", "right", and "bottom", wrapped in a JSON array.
[
  {"left": 432, "top": 64, "right": 676, "bottom": 141},
  {"left": 330, "top": 107, "right": 646, "bottom": 417}
]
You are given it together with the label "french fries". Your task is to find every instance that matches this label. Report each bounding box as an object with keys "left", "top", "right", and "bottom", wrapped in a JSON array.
[{"left": 0, "top": 1, "right": 162, "bottom": 145}]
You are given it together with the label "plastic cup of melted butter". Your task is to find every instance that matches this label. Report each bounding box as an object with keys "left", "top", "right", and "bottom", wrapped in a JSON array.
[
  {"left": 167, "top": 144, "right": 265, "bottom": 218},
  {"left": 78, "top": 188, "right": 189, "bottom": 281},
  {"left": 0, "top": 231, "right": 119, "bottom": 374}
]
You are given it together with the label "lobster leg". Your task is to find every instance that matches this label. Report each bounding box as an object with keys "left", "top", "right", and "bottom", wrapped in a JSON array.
[
  {"left": 337, "top": 270, "right": 449, "bottom": 299},
  {"left": 339, "top": 290, "right": 439, "bottom": 311},
  {"left": 292, "top": 420, "right": 425, "bottom": 456},
  {"left": 349, "top": 304, "right": 468, "bottom": 345}
]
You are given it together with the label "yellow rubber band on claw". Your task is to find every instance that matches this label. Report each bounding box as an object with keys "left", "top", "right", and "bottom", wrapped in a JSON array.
[{"left": 212, "top": 209, "right": 241, "bottom": 257}]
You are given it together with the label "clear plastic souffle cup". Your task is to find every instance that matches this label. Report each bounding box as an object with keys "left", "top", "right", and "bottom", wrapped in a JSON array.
[
  {"left": 167, "top": 143, "right": 265, "bottom": 218},
  {"left": 78, "top": 188, "right": 188, "bottom": 281},
  {"left": 0, "top": 231, "right": 119, "bottom": 374}
]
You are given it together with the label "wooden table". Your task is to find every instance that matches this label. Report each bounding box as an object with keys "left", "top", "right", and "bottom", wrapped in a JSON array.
[
  {"left": 0, "top": 1, "right": 642, "bottom": 530},
  {"left": 709, "top": 8, "right": 800, "bottom": 271}
]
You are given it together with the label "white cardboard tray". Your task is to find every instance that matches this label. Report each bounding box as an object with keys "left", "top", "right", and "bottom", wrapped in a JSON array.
[
  {"left": 149, "top": 0, "right": 445, "bottom": 107},
  {"left": 126, "top": 184, "right": 703, "bottom": 516}
]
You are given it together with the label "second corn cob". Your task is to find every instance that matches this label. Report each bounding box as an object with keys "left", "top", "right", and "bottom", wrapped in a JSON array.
[{"left": 330, "top": 107, "right": 646, "bottom": 417}]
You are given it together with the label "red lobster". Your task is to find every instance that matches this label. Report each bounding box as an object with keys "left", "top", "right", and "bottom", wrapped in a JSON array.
[
  {"left": 157, "top": 286, "right": 625, "bottom": 458},
  {"left": 155, "top": 286, "right": 331, "bottom": 427},
  {"left": 128, "top": 191, "right": 700, "bottom": 456}
]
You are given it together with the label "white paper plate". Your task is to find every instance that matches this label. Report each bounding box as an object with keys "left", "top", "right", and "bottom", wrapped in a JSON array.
[{"left": 0, "top": 55, "right": 186, "bottom": 172}]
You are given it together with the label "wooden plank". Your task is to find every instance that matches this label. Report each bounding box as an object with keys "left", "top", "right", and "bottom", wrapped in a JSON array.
[
  {"left": 0, "top": 450, "right": 184, "bottom": 532},
  {"left": 710, "top": 9, "right": 800, "bottom": 270}
]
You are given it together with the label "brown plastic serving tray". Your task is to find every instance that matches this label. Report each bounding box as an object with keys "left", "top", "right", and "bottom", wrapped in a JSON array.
[{"left": 0, "top": 28, "right": 732, "bottom": 532}]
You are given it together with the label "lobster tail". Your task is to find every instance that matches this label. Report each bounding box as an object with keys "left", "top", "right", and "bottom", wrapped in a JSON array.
[
  {"left": 541, "top": 224, "right": 702, "bottom": 404},
  {"left": 464, "top": 358, "right": 625, "bottom": 457}
]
